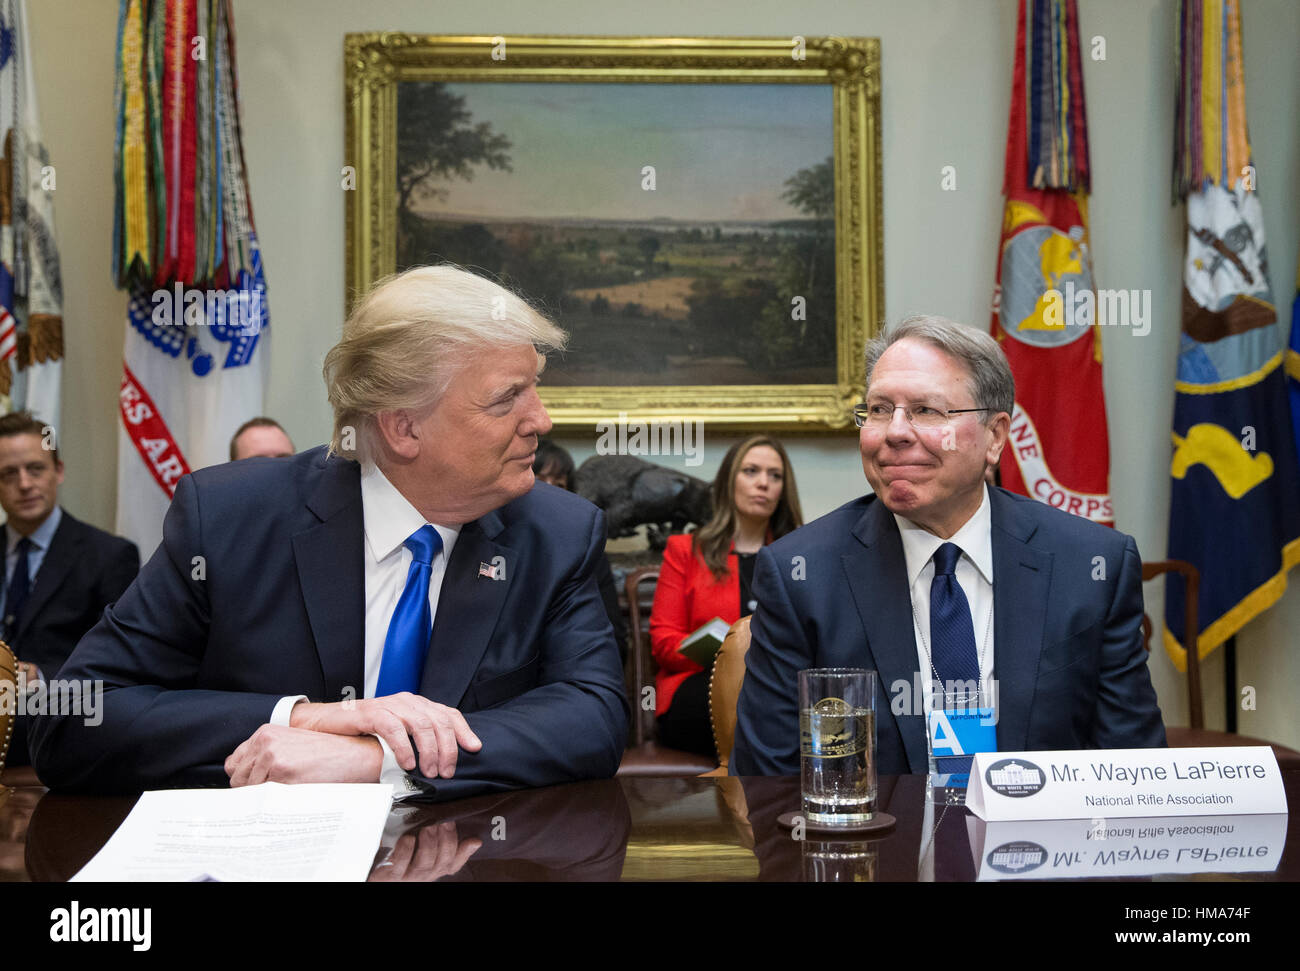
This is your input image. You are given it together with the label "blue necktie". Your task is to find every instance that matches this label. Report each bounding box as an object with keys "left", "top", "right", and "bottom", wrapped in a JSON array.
[
  {"left": 929, "top": 542, "right": 979, "bottom": 691},
  {"left": 376, "top": 525, "right": 442, "bottom": 696},
  {"left": 4, "top": 537, "right": 32, "bottom": 645}
]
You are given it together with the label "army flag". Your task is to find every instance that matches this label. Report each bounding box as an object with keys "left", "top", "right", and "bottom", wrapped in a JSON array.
[
  {"left": 1165, "top": 0, "right": 1300, "bottom": 670},
  {"left": 113, "top": 0, "right": 269, "bottom": 556},
  {"left": 0, "top": 0, "right": 63, "bottom": 430},
  {"left": 990, "top": 0, "right": 1113, "bottom": 525}
]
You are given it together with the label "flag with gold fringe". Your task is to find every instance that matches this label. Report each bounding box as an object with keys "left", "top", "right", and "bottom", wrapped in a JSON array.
[
  {"left": 0, "top": 0, "right": 64, "bottom": 431},
  {"left": 1165, "top": 0, "right": 1300, "bottom": 670},
  {"left": 112, "top": 0, "right": 269, "bottom": 556},
  {"left": 990, "top": 0, "right": 1113, "bottom": 525}
]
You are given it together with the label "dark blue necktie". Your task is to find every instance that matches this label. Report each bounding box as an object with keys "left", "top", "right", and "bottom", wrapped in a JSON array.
[
  {"left": 929, "top": 542, "right": 979, "bottom": 691},
  {"left": 4, "top": 536, "right": 32, "bottom": 645},
  {"left": 376, "top": 525, "right": 442, "bottom": 696}
]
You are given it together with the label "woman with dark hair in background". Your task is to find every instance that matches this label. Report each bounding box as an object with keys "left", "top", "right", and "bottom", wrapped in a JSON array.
[
  {"left": 533, "top": 440, "right": 628, "bottom": 661},
  {"left": 650, "top": 435, "right": 803, "bottom": 758}
]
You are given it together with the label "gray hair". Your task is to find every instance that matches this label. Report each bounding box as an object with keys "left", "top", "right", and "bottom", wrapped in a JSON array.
[
  {"left": 863, "top": 314, "right": 1015, "bottom": 417},
  {"left": 323, "top": 265, "right": 566, "bottom": 464}
]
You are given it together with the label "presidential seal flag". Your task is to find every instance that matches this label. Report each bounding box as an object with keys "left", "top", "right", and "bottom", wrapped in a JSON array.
[
  {"left": 0, "top": 0, "right": 63, "bottom": 430},
  {"left": 112, "top": 0, "right": 269, "bottom": 556},
  {"left": 990, "top": 0, "right": 1112, "bottom": 525},
  {"left": 1165, "top": 0, "right": 1300, "bottom": 670}
]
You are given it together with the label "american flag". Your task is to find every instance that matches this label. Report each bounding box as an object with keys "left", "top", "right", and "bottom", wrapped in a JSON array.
[{"left": 0, "top": 307, "right": 15, "bottom": 361}]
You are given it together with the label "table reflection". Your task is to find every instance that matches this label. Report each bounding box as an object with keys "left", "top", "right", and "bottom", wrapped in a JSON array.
[
  {"left": 5, "top": 771, "right": 1295, "bottom": 882},
  {"left": 370, "top": 778, "right": 631, "bottom": 882}
]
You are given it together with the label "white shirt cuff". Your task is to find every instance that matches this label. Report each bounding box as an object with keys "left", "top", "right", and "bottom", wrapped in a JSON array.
[
  {"left": 270, "top": 695, "right": 309, "bottom": 727},
  {"left": 376, "top": 735, "right": 422, "bottom": 800}
]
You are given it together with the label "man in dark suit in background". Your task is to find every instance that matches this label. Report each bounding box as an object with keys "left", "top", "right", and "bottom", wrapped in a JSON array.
[
  {"left": 0, "top": 411, "right": 139, "bottom": 765},
  {"left": 31, "top": 266, "right": 628, "bottom": 797},
  {"left": 732, "top": 315, "right": 1165, "bottom": 777}
]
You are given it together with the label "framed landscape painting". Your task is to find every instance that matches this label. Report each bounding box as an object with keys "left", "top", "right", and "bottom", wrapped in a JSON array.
[{"left": 345, "top": 35, "right": 882, "bottom": 430}]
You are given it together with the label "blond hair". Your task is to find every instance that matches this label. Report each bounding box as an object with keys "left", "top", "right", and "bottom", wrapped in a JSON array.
[{"left": 323, "top": 266, "right": 566, "bottom": 464}]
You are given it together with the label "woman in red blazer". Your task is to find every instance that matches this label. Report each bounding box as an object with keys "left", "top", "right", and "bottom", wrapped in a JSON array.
[{"left": 650, "top": 434, "right": 804, "bottom": 757}]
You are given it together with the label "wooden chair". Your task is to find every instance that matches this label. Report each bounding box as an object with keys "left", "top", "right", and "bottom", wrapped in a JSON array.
[
  {"left": 701, "top": 616, "right": 751, "bottom": 777},
  {"left": 616, "top": 566, "right": 718, "bottom": 776},
  {"left": 1142, "top": 560, "right": 1300, "bottom": 768}
]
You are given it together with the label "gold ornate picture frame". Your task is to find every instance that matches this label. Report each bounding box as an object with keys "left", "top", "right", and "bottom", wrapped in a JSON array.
[{"left": 345, "top": 34, "right": 882, "bottom": 431}]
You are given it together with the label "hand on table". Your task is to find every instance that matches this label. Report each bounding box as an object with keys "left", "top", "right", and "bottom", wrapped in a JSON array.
[
  {"left": 225, "top": 725, "right": 384, "bottom": 786},
  {"left": 289, "top": 694, "right": 482, "bottom": 779},
  {"left": 369, "top": 821, "right": 481, "bottom": 883}
]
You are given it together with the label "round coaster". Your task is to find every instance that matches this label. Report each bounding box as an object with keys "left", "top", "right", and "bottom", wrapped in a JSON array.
[{"left": 777, "top": 810, "right": 896, "bottom": 836}]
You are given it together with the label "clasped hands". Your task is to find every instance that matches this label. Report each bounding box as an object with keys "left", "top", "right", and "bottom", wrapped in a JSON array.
[{"left": 224, "top": 693, "right": 482, "bottom": 787}]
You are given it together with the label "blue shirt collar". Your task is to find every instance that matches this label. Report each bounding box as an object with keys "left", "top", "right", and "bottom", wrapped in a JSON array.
[{"left": 8, "top": 504, "right": 62, "bottom": 554}]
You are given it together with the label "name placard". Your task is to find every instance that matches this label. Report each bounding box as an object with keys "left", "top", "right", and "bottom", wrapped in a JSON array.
[{"left": 965, "top": 746, "right": 1287, "bottom": 820}]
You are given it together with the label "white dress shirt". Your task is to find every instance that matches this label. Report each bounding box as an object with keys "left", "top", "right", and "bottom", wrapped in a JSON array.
[
  {"left": 893, "top": 484, "right": 995, "bottom": 715},
  {"left": 271, "top": 463, "right": 460, "bottom": 797}
]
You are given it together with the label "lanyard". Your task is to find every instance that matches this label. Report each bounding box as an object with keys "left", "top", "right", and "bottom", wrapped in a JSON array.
[{"left": 910, "top": 573, "right": 994, "bottom": 706}]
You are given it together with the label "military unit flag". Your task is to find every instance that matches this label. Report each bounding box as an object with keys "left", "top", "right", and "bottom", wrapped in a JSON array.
[
  {"left": 0, "top": 0, "right": 63, "bottom": 431},
  {"left": 990, "top": 0, "right": 1113, "bottom": 525},
  {"left": 112, "top": 0, "right": 269, "bottom": 555},
  {"left": 1164, "top": 0, "right": 1300, "bottom": 670}
]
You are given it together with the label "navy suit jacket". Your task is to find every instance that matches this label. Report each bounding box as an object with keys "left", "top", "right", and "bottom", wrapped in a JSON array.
[
  {"left": 5, "top": 510, "right": 139, "bottom": 765},
  {"left": 29, "top": 447, "right": 629, "bottom": 796},
  {"left": 732, "top": 487, "right": 1166, "bottom": 777}
]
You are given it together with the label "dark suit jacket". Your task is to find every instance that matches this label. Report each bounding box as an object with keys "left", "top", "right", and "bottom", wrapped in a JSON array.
[
  {"left": 29, "top": 447, "right": 629, "bottom": 796},
  {"left": 732, "top": 487, "right": 1166, "bottom": 777},
  {"left": 6, "top": 510, "right": 139, "bottom": 765}
]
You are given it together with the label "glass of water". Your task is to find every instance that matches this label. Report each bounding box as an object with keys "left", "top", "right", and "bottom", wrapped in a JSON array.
[{"left": 799, "top": 668, "right": 876, "bottom": 825}]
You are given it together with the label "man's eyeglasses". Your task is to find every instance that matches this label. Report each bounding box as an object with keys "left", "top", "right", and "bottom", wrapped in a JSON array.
[{"left": 852, "top": 402, "right": 992, "bottom": 429}]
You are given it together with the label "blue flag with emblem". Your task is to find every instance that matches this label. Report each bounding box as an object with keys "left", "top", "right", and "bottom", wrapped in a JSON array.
[
  {"left": 1165, "top": 0, "right": 1300, "bottom": 671},
  {"left": 1290, "top": 253, "right": 1300, "bottom": 461}
]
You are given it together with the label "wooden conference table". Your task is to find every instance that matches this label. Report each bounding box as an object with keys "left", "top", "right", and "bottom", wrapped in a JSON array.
[{"left": 1, "top": 766, "right": 1296, "bottom": 881}]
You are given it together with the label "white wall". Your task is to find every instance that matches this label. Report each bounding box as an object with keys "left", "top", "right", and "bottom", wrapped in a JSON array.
[{"left": 28, "top": 0, "right": 1300, "bottom": 746}]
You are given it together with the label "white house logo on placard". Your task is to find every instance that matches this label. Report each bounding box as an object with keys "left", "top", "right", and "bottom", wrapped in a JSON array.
[
  {"left": 987, "top": 841, "right": 1047, "bottom": 874},
  {"left": 985, "top": 759, "right": 1046, "bottom": 798}
]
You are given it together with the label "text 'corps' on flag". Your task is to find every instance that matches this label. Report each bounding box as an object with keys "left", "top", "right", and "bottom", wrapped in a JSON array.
[{"left": 990, "top": 0, "right": 1112, "bottom": 525}]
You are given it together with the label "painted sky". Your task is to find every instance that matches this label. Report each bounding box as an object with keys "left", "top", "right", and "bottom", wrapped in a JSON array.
[{"left": 402, "top": 82, "right": 833, "bottom": 223}]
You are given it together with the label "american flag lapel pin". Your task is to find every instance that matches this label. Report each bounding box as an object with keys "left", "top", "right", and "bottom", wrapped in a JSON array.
[{"left": 478, "top": 561, "right": 500, "bottom": 580}]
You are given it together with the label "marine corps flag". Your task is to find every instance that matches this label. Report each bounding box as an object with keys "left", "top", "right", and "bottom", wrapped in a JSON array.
[
  {"left": 112, "top": 0, "right": 269, "bottom": 556},
  {"left": 990, "top": 0, "right": 1112, "bottom": 524},
  {"left": 1166, "top": 0, "right": 1300, "bottom": 670}
]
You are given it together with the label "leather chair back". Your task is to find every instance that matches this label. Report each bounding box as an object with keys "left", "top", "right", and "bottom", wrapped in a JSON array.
[
  {"left": 708, "top": 616, "right": 751, "bottom": 773},
  {"left": 0, "top": 640, "right": 16, "bottom": 777}
]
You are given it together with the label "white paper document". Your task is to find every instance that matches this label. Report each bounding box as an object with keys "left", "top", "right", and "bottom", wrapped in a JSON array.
[{"left": 71, "top": 782, "right": 394, "bottom": 882}]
